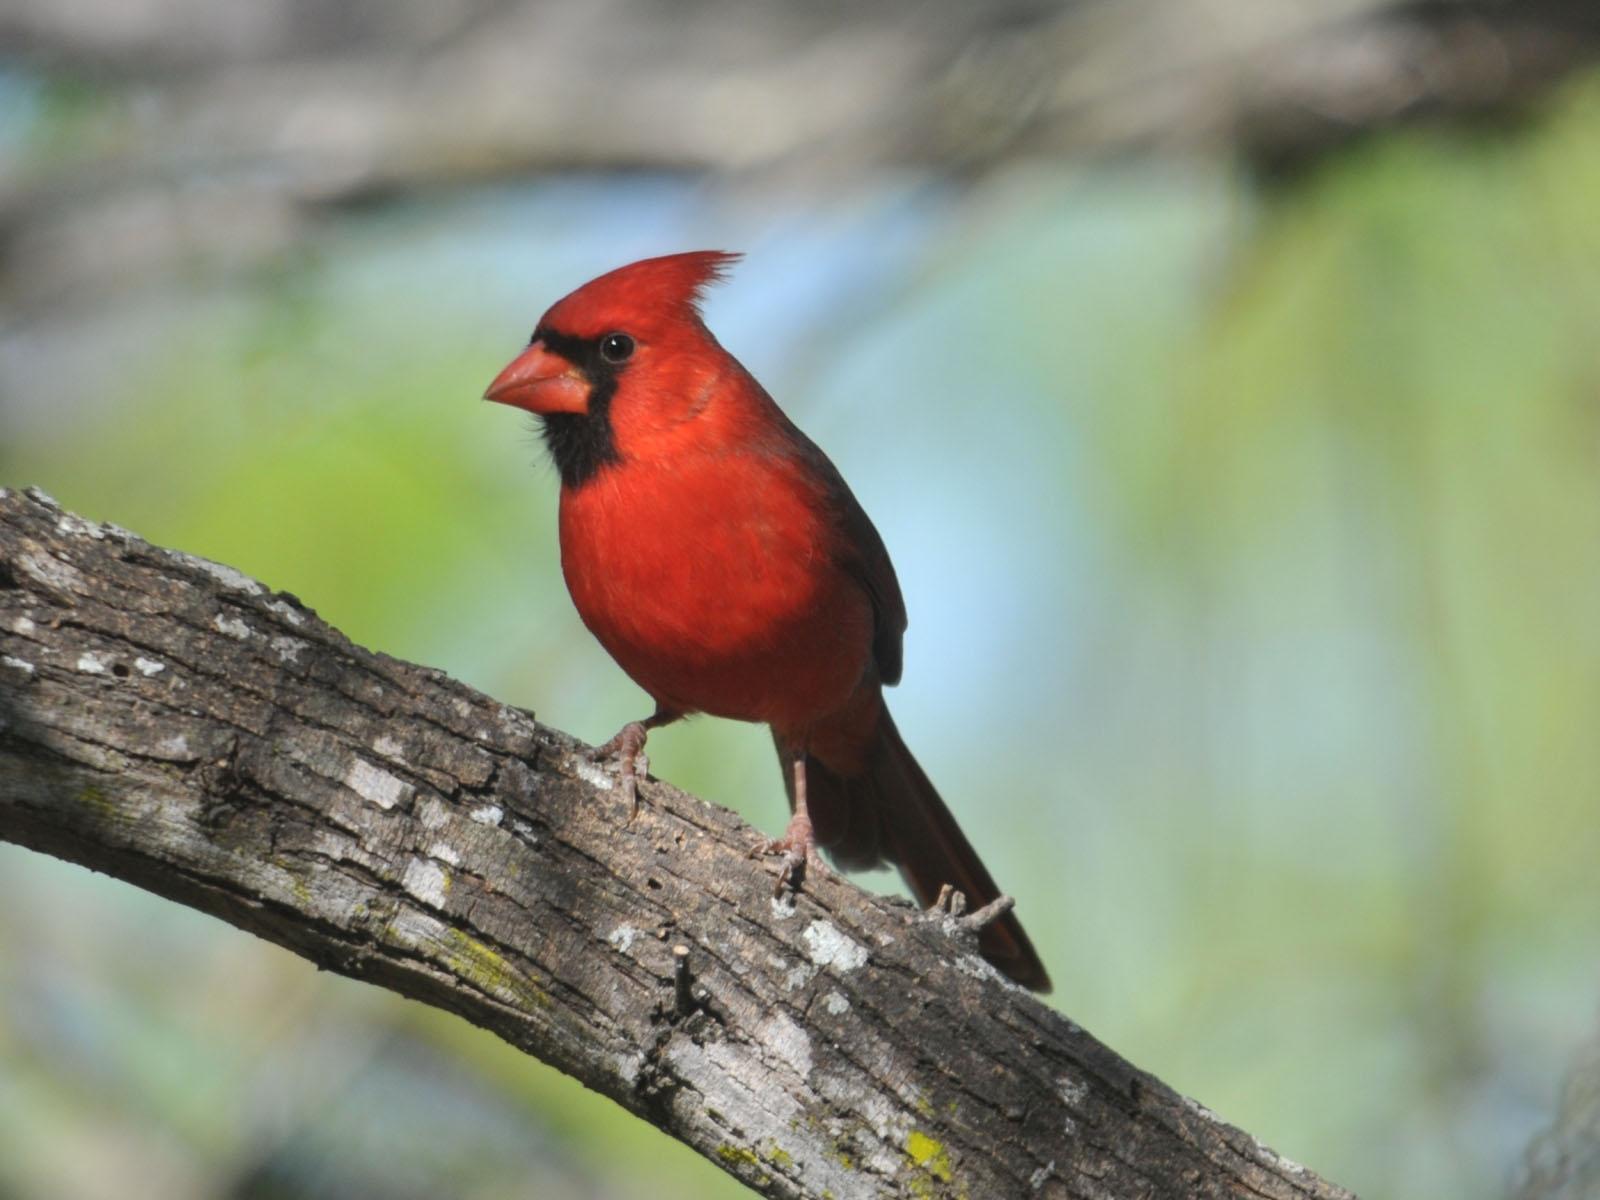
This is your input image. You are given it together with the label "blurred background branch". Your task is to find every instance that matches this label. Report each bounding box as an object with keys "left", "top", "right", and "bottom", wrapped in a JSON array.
[
  {"left": 5, "top": 1, "right": 1600, "bottom": 318},
  {"left": 1517, "top": 1013, "right": 1600, "bottom": 1200}
]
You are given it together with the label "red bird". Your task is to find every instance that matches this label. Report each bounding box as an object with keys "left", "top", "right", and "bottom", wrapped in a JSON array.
[{"left": 485, "top": 251, "right": 1050, "bottom": 991}]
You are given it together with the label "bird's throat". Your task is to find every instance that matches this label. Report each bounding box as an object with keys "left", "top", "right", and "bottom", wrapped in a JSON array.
[{"left": 540, "top": 376, "right": 621, "bottom": 490}]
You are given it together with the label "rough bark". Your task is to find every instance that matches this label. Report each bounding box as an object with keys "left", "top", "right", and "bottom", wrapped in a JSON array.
[{"left": 0, "top": 486, "right": 1355, "bottom": 1200}]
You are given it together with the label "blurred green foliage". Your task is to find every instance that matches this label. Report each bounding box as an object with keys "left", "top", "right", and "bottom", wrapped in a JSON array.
[{"left": 4, "top": 71, "right": 1600, "bottom": 1200}]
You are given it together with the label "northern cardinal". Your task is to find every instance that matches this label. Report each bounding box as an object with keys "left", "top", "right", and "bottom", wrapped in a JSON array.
[{"left": 485, "top": 251, "right": 1050, "bottom": 992}]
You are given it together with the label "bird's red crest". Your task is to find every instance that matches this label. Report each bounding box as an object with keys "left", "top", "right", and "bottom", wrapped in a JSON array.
[{"left": 539, "top": 250, "right": 741, "bottom": 338}]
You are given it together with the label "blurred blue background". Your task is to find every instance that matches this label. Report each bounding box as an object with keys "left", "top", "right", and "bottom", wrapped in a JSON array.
[{"left": 3, "top": 3, "right": 1600, "bottom": 1197}]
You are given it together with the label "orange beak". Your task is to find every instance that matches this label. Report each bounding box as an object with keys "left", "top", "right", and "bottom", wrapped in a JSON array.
[{"left": 484, "top": 341, "right": 590, "bottom": 415}]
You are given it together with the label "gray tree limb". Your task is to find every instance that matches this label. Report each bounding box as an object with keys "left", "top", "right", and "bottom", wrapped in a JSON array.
[{"left": 0, "top": 485, "right": 1355, "bottom": 1200}]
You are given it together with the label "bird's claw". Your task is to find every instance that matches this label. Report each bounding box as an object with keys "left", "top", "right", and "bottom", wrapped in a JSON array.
[
  {"left": 773, "top": 848, "right": 834, "bottom": 898},
  {"left": 590, "top": 721, "right": 650, "bottom": 820},
  {"left": 758, "top": 825, "right": 833, "bottom": 898}
]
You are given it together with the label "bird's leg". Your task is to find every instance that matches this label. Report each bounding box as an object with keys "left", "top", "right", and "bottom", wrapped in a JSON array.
[
  {"left": 762, "top": 752, "right": 834, "bottom": 897},
  {"left": 590, "top": 706, "right": 680, "bottom": 817}
]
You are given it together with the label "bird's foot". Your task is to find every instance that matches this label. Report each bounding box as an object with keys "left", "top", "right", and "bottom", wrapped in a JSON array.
[
  {"left": 756, "top": 810, "right": 834, "bottom": 898},
  {"left": 590, "top": 721, "right": 650, "bottom": 818}
]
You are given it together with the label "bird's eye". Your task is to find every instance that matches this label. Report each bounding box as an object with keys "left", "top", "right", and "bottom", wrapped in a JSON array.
[{"left": 599, "top": 332, "right": 635, "bottom": 364}]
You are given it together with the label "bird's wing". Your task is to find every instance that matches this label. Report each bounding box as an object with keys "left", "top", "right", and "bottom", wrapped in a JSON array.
[
  {"left": 784, "top": 429, "right": 906, "bottom": 686},
  {"left": 836, "top": 487, "right": 906, "bottom": 686}
]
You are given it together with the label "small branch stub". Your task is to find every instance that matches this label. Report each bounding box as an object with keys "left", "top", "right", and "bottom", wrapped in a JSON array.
[
  {"left": 672, "top": 943, "right": 695, "bottom": 1018},
  {"left": 962, "top": 894, "right": 1015, "bottom": 932}
]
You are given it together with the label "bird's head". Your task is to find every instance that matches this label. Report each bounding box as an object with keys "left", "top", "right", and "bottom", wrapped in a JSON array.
[{"left": 484, "top": 250, "right": 743, "bottom": 487}]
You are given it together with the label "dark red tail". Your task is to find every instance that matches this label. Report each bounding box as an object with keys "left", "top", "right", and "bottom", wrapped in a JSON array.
[{"left": 776, "top": 708, "right": 1051, "bottom": 992}]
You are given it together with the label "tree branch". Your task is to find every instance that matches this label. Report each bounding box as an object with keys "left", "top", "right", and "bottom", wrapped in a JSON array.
[{"left": 0, "top": 486, "right": 1355, "bottom": 1200}]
